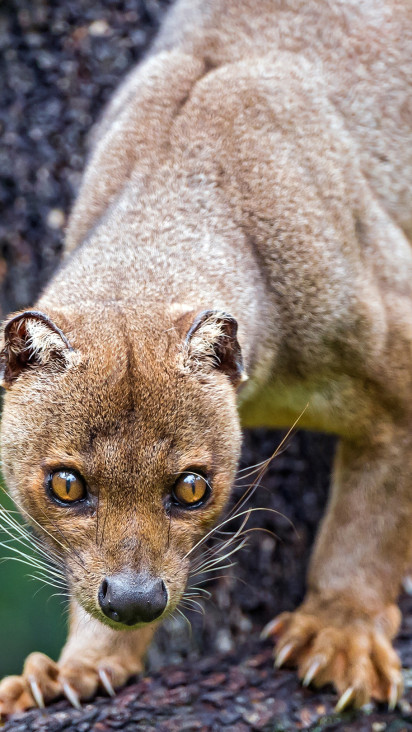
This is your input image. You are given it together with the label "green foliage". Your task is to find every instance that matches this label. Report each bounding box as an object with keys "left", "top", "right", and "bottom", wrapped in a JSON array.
[{"left": 0, "top": 472, "right": 67, "bottom": 676}]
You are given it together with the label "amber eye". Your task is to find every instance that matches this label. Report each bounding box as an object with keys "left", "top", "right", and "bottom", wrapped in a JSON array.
[
  {"left": 48, "top": 470, "right": 86, "bottom": 504},
  {"left": 172, "top": 472, "right": 210, "bottom": 508}
]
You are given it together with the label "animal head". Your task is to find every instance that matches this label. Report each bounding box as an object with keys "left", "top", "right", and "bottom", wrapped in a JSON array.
[{"left": 0, "top": 305, "right": 245, "bottom": 629}]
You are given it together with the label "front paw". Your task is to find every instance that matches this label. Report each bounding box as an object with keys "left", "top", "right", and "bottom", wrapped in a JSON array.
[
  {"left": 262, "top": 602, "right": 403, "bottom": 710},
  {"left": 0, "top": 651, "right": 136, "bottom": 716}
]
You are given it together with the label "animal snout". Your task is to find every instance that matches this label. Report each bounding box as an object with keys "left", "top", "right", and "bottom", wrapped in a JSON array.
[{"left": 98, "top": 572, "right": 168, "bottom": 625}]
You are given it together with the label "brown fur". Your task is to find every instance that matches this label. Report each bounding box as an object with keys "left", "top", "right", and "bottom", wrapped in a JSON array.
[{"left": 1, "top": 0, "right": 412, "bottom": 713}]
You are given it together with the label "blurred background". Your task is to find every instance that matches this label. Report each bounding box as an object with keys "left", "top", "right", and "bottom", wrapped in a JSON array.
[{"left": 0, "top": 0, "right": 334, "bottom": 677}]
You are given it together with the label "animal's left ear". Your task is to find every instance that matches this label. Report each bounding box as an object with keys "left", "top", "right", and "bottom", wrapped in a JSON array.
[
  {"left": 0, "top": 310, "right": 73, "bottom": 389},
  {"left": 183, "top": 309, "right": 247, "bottom": 388}
]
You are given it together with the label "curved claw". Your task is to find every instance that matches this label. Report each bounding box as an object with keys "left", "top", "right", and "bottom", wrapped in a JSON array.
[
  {"left": 261, "top": 617, "right": 284, "bottom": 640},
  {"left": 274, "top": 642, "right": 294, "bottom": 668},
  {"left": 335, "top": 686, "right": 355, "bottom": 713},
  {"left": 302, "top": 659, "right": 322, "bottom": 688},
  {"left": 388, "top": 679, "right": 401, "bottom": 711},
  {"left": 62, "top": 681, "right": 81, "bottom": 710},
  {"left": 28, "top": 677, "right": 45, "bottom": 709},
  {"left": 99, "top": 669, "right": 115, "bottom": 698}
]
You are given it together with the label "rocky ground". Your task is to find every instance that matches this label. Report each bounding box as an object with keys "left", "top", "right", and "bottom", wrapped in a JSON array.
[
  {"left": 1, "top": 0, "right": 411, "bottom": 729},
  {"left": 3, "top": 597, "right": 412, "bottom": 731}
]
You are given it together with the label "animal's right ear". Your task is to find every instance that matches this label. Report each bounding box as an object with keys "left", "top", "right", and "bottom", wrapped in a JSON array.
[{"left": 0, "top": 310, "right": 73, "bottom": 389}]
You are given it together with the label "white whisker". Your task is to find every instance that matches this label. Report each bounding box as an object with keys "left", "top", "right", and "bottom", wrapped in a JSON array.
[
  {"left": 28, "top": 575, "right": 67, "bottom": 590},
  {"left": 175, "top": 607, "right": 193, "bottom": 636}
]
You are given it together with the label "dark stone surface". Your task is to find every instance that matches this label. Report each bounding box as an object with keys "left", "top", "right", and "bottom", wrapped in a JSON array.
[
  {"left": 4, "top": 598, "right": 412, "bottom": 731},
  {"left": 1, "top": 0, "right": 410, "bottom": 729},
  {"left": 0, "top": 0, "right": 172, "bottom": 319}
]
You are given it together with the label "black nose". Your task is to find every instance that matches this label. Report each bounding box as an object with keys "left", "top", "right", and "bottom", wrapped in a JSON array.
[{"left": 98, "top": 573, "right": 168, "bottom": 626}]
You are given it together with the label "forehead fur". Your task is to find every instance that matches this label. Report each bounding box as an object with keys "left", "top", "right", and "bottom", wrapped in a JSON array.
[{"left": 1, "top": 306, "right": 240, "bottom": 481}]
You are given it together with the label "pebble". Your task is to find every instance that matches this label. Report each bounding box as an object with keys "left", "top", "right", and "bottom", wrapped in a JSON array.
[
  {"left": 88, "top": 20, "right": 110, "bottom": 37},
  {"left": 46, "top": 208, "right": 65, "bottom": 229}
]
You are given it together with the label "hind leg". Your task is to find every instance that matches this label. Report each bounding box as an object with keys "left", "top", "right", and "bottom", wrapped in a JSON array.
[{"left": 263, "top": 423, "right": 412, "bottom": 708}]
